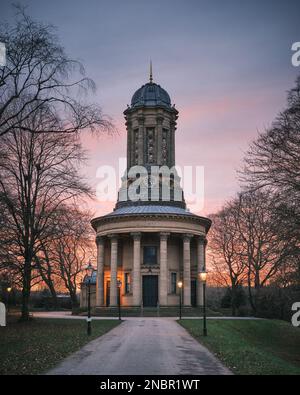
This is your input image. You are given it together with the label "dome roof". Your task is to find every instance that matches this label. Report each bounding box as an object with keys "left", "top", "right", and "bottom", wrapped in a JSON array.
[
  {"left": 83, "top": 270, "right": 97, "bottom": 284},
  {"left": 131, "top": 82, "right": 172, "bottom": 109},
  {"left": 106, "top": 205, "right": 193, "bottom": 217}
]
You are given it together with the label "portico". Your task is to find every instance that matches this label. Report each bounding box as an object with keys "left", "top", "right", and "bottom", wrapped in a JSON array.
[{"left": 92, "top": 213, "right": 209, "bottom": 308}]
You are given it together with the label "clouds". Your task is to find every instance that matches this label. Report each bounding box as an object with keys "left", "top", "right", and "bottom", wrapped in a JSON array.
[{"left": 2, "top": 0, "right": 300, "bottom": 215}]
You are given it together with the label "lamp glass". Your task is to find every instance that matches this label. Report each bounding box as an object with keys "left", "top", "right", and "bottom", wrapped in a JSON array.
[
  {"left": 85, "top": 262, "right": 94, "bottom": 277},
  {"left": 177, "top": 281, "right": 183, "bottom": 289},
  {"left": 199, "top": 271, "right": 207, "bottom": 282},
  {"left": 7, "top": 287, "right": 12, "bottom": 292}
]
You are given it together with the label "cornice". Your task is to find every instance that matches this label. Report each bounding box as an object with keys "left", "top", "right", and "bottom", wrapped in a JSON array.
[{"left": 91, "top": 212, "right": 212, "bottom": 232}]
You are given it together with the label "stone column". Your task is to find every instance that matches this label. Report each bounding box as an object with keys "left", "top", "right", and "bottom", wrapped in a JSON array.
[
  {"left": 131, "top": 232, "right": 141, "bottom": 306},
  {"left": 109, "top": 234, "right": 118, "bottom": 307},
  {"left": 159, "top": 232, "right": 170, "bottom": 306},
  {"left": 197, "top": 236, "right": 206, "bottom": 306},
  {"left": 96, "top": 236, "right": 105, "bottom": 306},
  {"left": 126, "top": 119, "right": 132, "bottom": 169},
  {"left": 183, "top": 234, "right": 193, "bottom": 306},
  {"left": 170, "top": 118, "right": 177, "bottom": 167},
  {"left": 156, "top": 116, "right": 163, "bottom": 165},
  {"left": 138, "top": 116, "right": 144, "bottom": 165}
]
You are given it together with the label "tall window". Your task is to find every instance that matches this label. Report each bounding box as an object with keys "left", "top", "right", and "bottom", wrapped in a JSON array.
[
  {"left": 146, "top": 128, "right": 155, "bottom": 164},
  {"left": 124, "top": 273, "right": 131, "bottom": 294},
  {"left": 143, "top": 246, "right": 157, "bottom": 265},
  {"left": 171, "top": 272, "right": 177, "bottom": 294},
  {"left": 162, "top": 128, "right": 169, "bottom": 164}
]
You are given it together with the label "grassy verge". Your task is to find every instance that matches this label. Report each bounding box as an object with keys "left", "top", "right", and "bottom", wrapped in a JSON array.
[
  {"left": 179, "top": 319, "right": 300, "bottom": 375},
  {"left": 0, "top": 317, "right": 120, "bottom": 375}
]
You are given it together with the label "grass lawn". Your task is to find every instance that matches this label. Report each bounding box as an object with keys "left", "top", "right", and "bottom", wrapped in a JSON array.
[
  {"left": 180, "top": 319, "right": 300, "bottom": 375},
  {"left": 0, "top": 317, "right": 120, "bottom": 375}
]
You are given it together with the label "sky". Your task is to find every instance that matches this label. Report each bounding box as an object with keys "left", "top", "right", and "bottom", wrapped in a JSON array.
[{"left": 2, "top": 0, "right": 300, "bottom": 216}]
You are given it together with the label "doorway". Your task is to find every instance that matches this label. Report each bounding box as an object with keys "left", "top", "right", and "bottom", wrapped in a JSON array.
[{"left": 142, "top": 275, "right": 158, "bottom": 307}]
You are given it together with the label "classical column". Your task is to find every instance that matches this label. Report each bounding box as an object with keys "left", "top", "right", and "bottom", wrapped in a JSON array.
[
  {"left": 170, "top": 118, "right": 177, "bottom": 167},
  {"left": 131, "top": 232, "right": 141, "bottom": 306},
  {"left": 183, "top": 234, "right": 193, "bottom": 306},
  {"left": 197, "top": 236, "right": 206, "bottom": 306},
  {"left": 138, "top": 116, "right": 144, "bottom": 165},
  {"left": 96, "top": 236, "right": 105, "bottom": 306},
  {"left": 109, "top": 234, "right": 118, "bottom": 307},
  {"left": 126, "top": 119, "right": 132, "bottom": 169},
  {"left": 159, "top": 232, "right": 170, "bottom": 306},
  {"left": 156, "top": 116, "right": 163, "bottom": 165}
]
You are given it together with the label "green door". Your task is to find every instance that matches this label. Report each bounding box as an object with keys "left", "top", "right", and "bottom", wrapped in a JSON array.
[{"left": 142, "top": 275, "right": 158, "bottom": 307}]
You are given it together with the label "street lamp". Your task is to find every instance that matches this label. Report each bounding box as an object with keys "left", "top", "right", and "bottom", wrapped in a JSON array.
[
  {"left": 177, "top": 281, "right": 183, "bottom": 320},
  {"left": 6, "top": 287, "right": 12, "bottom": 313},
  {"left": 117, "top": 280, "right": 122, "bottom": 320},
  {"left": 84, "top": 261, "right": 94, "bottom": 336},
  {"left": 199, "top": 270, "right": 208, "bottom": 336}
]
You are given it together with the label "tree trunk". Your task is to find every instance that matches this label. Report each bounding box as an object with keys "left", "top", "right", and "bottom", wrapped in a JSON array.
[
  {"left": 231, "top": 286, "right": 237, "bottom": 316},
  {"left": 47, "top": 281, "right": 58, "bottom": 309},
  {"left": 20, "top": 261, "right": 32, "bottom": 321},
  {"left": 70, "top": 290, "right": 79, "bottom": 314},
  {"left": 254, "top": 270, "right": 260, "bottom": 289},
  {"left": 247, "top": 270, "right": 256, "bottom": 314},
  {"left": 35, "top": 255, "right": 58, "bottom": 309}
]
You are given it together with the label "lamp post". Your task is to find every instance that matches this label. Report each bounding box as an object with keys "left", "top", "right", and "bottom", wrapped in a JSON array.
[
  {"left": 84, "top": 261, "right": 94, "bottom": 336},
  {"left": 199, "top": 270, "right": 208, "bottom": 336},
  {"left": 6, "top": 287, "right": 12, "bottom": 313},
  {"left": 177, "top": 281, "right": 183, "bottom": 320},
  {"left": 117, "top": 280, "right": 122, "bottom": 320}
]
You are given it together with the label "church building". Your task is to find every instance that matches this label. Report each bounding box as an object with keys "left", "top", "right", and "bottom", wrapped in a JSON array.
[{"left": 81, "top": 69, "right": 211, "bottom": 309}]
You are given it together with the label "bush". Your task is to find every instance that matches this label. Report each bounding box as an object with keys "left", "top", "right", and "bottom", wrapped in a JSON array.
[
  {"left": 221, "top": 286, "right": 247, "bottom": 309},
  {"left": 30, "top": 291, "right": 72, "bottom": 310},
  {"left": 255, "top": 286, "right": 300, "bottom": 321}
]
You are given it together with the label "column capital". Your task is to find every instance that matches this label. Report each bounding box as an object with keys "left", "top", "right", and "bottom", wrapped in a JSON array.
[
  {"left": 183, "top": 233, "right": 193, "bottom": 242},
  {"left": 138, "top": 116, "right": 145, "bottom": 125},
  {"left": 107, "top": 234, "right": 118, "bottom": 242},
  {"left": 160, "top": 232, "right": 170, "bottom": 241},
  {"left": 156, "top": 116, "right": 164, "bottom": 125},
  {"left": 130, "top": 232, "right": 141, "bottom": 241},
  {"left": 198, "top": 235, "right": 207, "bottom": 244},
  {"left": 96, "top": 235, "right": 105, "bottom": 245}
]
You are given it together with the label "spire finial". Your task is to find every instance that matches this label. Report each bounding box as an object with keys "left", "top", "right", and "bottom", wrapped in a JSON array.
[{"left": 149, "top": 60, "right": 153, "bottom": 83}]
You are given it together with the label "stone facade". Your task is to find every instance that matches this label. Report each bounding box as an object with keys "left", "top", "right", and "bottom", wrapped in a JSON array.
[{"left": 81, "top": 73, "right": 211, "bottom": 309}]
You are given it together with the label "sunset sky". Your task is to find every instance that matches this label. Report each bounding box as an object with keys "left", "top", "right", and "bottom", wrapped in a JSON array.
[{"left": 2, "top": 0, "right": 300, "bottom": 216}]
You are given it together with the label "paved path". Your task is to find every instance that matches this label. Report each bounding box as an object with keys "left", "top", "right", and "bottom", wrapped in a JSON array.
[
  {"left": 34, "top": 311, "right": 261, "bottom": 320},
  {"left": 47, "top": 318, "right": 231, "bottom": 375}
]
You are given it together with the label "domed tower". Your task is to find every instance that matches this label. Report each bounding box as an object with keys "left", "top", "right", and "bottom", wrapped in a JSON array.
[
  {"left": 116, "top": 64, "right": 185, "bottom": 209},
  {"left": 89, "top": 67, "right": 211, "bottom": 311}
]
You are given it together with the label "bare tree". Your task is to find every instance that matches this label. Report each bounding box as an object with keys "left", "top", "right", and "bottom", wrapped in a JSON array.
[
  {"left": 0, "top": 6, "right": 113, "bottom": 137},
  {"left": 241, "top": 76, "right": 300, "bottom": 194},
  {"left": 240, "top": 76, "right": 300, "bottom": 286},
  {"left": 49, "top": 206, "right": 95, "bottom": 311},
  {"left": 34, "top": 241, "right": 59, "bottom": 308},
  {"left": 0, "top": 105, "right": 91, "bottom": 320},
  {"left": 209, "top": 190, "right": 290, "bottom": 314},
  {"left": 209, "top": 203, "right": 247, "bottom": 315},
  {"left": 235, "top": 190, "right": 289, "bottom": 312},
  {"left": 34, "top": 205, "right": 95, "bottom": 311}
]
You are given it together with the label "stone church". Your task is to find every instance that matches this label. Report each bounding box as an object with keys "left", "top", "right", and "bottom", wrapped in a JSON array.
[{"left": 80, "top": 70, "right": 211, "bottom": 309}]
